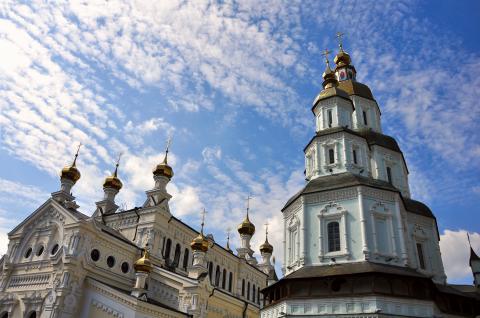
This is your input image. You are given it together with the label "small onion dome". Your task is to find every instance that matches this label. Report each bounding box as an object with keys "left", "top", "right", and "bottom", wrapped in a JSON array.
[
  {"left": 61, "top": 163, "right": 81, "bottom": 183},
  {"left": 191, "top": 233, "right": 209, "bottom": 252},
  {"left": 334, "top": 48, "right": 351, "bottom": 67},
  {"left": 322, "top": 62, "right": 338, "bottom": 89},
  {"left": 134, "top": 249, "right": 152, "bottom": 273},
  {"left": 103, "top": 164, "right": 123, "bottom": 190},
  {"left": 238, "top": 215, "right": 255, "bottom": 236},
  {"left": 260, "top": 238, "right": 273, "bottom": 254},
  {"left": 153, "top": 155, "right": 174, "bottom": 180}
]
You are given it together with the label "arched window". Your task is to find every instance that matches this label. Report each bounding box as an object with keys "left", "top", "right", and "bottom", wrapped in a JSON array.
[
  {"left": 328, "top": 148, "right": 335, "bottom": 164},
  {"left": 173, "top": 244, "right": 181, "bottom": 267},
  {"left": 353, "top": 149, "right": 358, "bottom": 164},
  {"left": 215, "top": 265, "right": 221, "bottom": 286},
  {"left": 386, "top": 166, "right": 392, "bottom": 184},
  {"left": 28, "top": 312, "right": 36, "bottom": 318},
  {"left": 328, "top": 222, "right": 341, "bottom": 252},
  {"left": 242, "top": 279, "right": 245, "bottom": 296},
  {"left": 257, "top": 287, "right": 260, "bottom": 304},
  {"left": 182, "top": 248, "right": 189, "bottom": 270},
  {"left": 247, "top": 282, "right": 250, "bottom": 300},
  {"left": 327, "top": 109, "right": 333, "bottom": 128},
  {"left": 164, "top": 239, "right": 172, "bottom": 260},
  {"left": 363, "top": 110, "right": 368, "bottom": 126},
  {"left": 252, "top": 284, "right": 256, "bottom": 302},
  {"left": 228, "top": 272, "right": 233, "bottom": 292},
  {"left": 222, "top": 269, "right": 227, "bottom": 289},
  {"left": 208, "top": 262, "right": 213, "bottom": 281}
]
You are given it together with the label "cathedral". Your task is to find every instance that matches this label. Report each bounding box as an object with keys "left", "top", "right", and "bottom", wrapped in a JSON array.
[
  {"left": 0, "top": 145, "right": 277, "bottom": 317},
  {"left": 1, "top": 36, "right": 480, "bottom": 318},
  {"left": 259, "top": 39, "right": 480, "bottom": 317}
]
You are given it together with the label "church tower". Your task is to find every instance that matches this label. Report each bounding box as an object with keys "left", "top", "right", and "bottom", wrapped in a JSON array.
[{"left": 259, "top": 36, "right": 480, "bottom": 317}]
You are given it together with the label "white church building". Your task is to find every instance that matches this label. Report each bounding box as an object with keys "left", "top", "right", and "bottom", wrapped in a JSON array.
[{"left": 260, "top": 42, "right": 480, "bottom": 317}]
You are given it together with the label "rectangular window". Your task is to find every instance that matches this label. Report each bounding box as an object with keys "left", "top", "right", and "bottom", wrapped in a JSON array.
[
  {"left": 327, "top": 222, "right": 341, "bottom": 252},
  {"left": 386, "top": 167, "right": 392, "bottom": 184},
  {"left": 328, "top": 110, "right": 333, "bottom": 128},
  {"left": 353, "top": 149, "right": 358, "bottom": 164},
  {"left": 328, "top": 148, "right": 335, "bottom": 164},
  {"left": 416, "top": 243, "right": 426, "bottom": 269},
  {"left": 363, "top": 111, "right": 368, "bottom": 126}
]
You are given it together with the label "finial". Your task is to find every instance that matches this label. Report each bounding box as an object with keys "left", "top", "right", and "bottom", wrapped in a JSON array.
[
  {"left": 226, "top": 227, "right": 232, "bottom": 251},
  {"left": 114, "top": 152, "right": 122, "bottom": 177},
  {"left": 246, "top": 194, "right": 253, "bottom": 218},
  {"left": 321, "top": 48, "right": 332, "bottom": 68},
  {"left": 200, "top": 208, "right": 207, "bottom": 235},
  {"left": 336, "top": 32, "right": 345, "bottom": 51},
  {"left": 72, "top": 143, "right": 82, "bottom": 166},
  {"left": 162, "top": 136, "right": 172, "bottom": 164},
  {"left": 264, "top": 221, "right": 269, "bottom": 240}
]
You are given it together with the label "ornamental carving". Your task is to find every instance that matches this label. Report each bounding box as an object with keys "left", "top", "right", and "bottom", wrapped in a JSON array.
[
  {"left": 283, "top": 198, "right": 302, "bottom": 219},
  {"left": 305, "top": 188, "right": 356, "bottom": 205},
  {"left": 361, "top": 187, "right": 395, "bottom": 202},
  {"left": 92, "top": 299, "right": 124, "bottom": 318}
]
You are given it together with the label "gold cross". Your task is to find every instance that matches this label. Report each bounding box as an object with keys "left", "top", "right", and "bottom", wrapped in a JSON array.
[
  {"left": 226, "top": 227, "right": 231, "bottom": 240},
  {"left": 336, "top": 32, "right": 345, "bottom": 50},
  {"left": 72, "top": 142, "right": 82, "bottom": 165},
  {"left": 246, "top": 194, "right": 253, "bottom": 216},
  {"left": 321, "top": 48, "right": 331, "bottom": 65},
  {"left": 116, "top": 152, "right": 123, "bottom": 166},
  {"left": 165, "top": 135, "right": 172, "bottom": 154},
  {"left": 200, "top": 208, "right": 207, "bottom": 234},
  {"left": 264, "top": 221, "right": 269, "bottom": 237}
]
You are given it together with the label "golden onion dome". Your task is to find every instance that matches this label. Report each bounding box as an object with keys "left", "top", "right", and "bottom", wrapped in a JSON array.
[
  {"left": 191, "top": 233, "right": 209, "bottom": 252},
  {"left": 134, "top": 249, "right": 152, "bottom": 273},
  {"left": 103, "top": 163, "right": 123, "bottom": 191},
  {"left": 238, "top": 215, "right": 255, "bottom": 236},
  {"left": 334, "top": 48, "right": 351, "bottom": 67},
  {"left": 61, "top": 164, "right": 81, "bottom": 183},
  {"left": 60, "top": 147, "right": 81, "bottom": 183},
  {"left": 153, "top": 151, "right": 174, "bottom": 180},
  {"left": 260, "top": 238, "right": 273, "bottom": 254}
]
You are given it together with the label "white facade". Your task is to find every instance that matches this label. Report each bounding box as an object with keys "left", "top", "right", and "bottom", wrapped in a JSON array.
[
  {"left": 261, "top": 46, "right": 478, "bottom": 318},
  {"left": 0, "top": 158, "right": 271, "bottom": 317}
]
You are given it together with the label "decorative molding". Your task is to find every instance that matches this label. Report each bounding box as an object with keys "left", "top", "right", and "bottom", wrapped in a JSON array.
[
  {"left": 92, "top": 299, "right": 124, "bottom": 318},
  {"left": 9, "top": 274, "right": 50, "bottom": 287},
  {"left": 361, "top": 187, "right": 395, "bottom": 202},
  {"left": 304, "top": 188, "right": 356, "bottom": 205}
]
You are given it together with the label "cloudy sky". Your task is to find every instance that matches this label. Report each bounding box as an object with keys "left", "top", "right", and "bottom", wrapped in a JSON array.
[{"left": 0, "top": 1, "right": 479, "bottom": 284}]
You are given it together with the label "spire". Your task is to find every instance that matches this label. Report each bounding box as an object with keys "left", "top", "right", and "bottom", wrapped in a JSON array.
[
  {"left": 200, "top": 207, "right": 206, "bottom": 235},
  {"left": 103, "top": 153, "right": 123, "bottom": 191},
  {"left": 334, "top": 32, "right": 351, "bottom": 67},
  {"left": 60, "top": 143, "right": 82, "bottom": 184},
  {"left": 153, "top": 136, "right": 174, "bottom": 180},
  {"left": 162, "top": 136, "right": 171, "bottom": 164},
  {"left": 72, "top": 143, "right": 81, "bottom": 167},
  {"left": 191, "top": 208, "right": 209, "bottom": 252},
  {"left": 226, "top": 228, "right": 233, "bottom": 253}
]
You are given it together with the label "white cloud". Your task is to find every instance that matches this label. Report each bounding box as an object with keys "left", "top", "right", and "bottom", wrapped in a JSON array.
[
  {"left": 202, "top": 146, "right": 222, "bottom": 163},
  {"left": 440, "top": 229, "right": 480, "bottom": 283},
  {"left": 0, "top": 178, "right": 48, "bottom": 207}
]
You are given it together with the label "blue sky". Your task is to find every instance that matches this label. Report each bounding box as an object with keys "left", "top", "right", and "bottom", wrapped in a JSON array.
[{"left": 0, "top": 1, "right": 479, "bottom": 284}]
